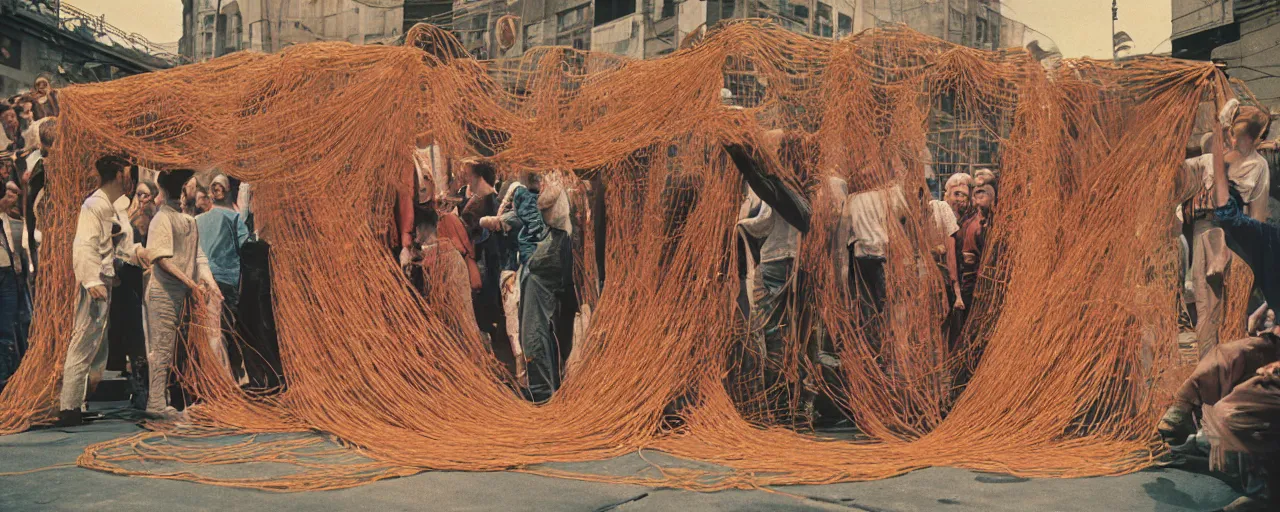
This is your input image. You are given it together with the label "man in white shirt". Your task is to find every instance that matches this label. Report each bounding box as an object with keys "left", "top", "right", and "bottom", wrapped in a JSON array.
[{"left": 55, "top": 155, "right": 145, "bottom": 426}]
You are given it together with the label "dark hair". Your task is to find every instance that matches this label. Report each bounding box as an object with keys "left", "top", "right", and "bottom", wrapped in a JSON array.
[
  {"left": 94, "top": 155, "right": 130, "bottom": 183},
  {"left": 1234, "top": 119, "right": 1265, "bottom": 143},
  {"left": 779, "top": 133, "right": 815, "bottom": 180},
  {"left": 471, "top": 161, "right": 497, "bottom": 186},
  {"left": 137, "top": 179, "right": 158, "bottom": 198},
  {"left": 157, "top": 169, "right": 195, "bottom": 199},
  {"left": 413, "top": 204, "right": 439, "bottom": 231}
]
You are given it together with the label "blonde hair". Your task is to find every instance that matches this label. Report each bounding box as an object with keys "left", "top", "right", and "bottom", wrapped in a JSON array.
[{"left": 945, "top": 172, "right": 974, "bottom": 192}]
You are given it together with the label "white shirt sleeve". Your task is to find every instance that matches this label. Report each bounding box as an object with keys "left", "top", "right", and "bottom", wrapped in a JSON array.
[
  {"left": 1236, "top": 156, "right": 1269, "bottom": 205},
  {"left": 72, "top": 198, "right": 109, "bottom": 289}
]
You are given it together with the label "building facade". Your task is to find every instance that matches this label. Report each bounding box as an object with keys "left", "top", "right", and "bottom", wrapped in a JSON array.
[
  {"left": 180, "top": 0, "right": 404, "bottom": 62},
  {"left": 449, "top": 0, "right": 1043, "bottom": 62},
  {"left": 1172, "top": 0, "right": 1280, "bottom": 117},
  {"left": 0, "top": 0, "right": 176, "bottom": 96}
]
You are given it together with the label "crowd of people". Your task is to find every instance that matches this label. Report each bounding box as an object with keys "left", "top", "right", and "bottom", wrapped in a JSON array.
[
  {"left": 3, "top": 75, "right": 1280, "bottom": 508},
  {"left": 1, "top": 76, "right": 283, "bottom": 424},
  {"left": 46, "top": 160, "right": 285, "bottom": 425},
  {"left": 0, "top": 75, "right": 58, "bottom": 393}
]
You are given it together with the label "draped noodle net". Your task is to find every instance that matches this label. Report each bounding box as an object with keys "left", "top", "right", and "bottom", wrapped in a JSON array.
[{"left": 0, "top": 21, "right": 1248, "bottom": 490}]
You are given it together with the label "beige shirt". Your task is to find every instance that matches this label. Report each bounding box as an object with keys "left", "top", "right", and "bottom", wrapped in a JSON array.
[
  {"left": 147, "top": 204, "right": 210, "bottom": 289},
  {"left": 844, "top": 184, "right": 907, "bottom": 259},
  {"left": 929, "top": 199, "right": 960, "bottom": 251},
  {"left": 1184, "top": 152, "right": 1271, "bottom": 205}
]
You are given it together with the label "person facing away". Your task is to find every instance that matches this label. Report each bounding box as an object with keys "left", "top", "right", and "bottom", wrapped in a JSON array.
[
  {"left": 145, "top": 169, "right": 218, "bottom": 420},
  {"left": 195, "top": 174, "right": 249, "bottom": 382},
  {"left": 518, "top": 174, "right": 574, "bottom": 404},
  {"left": 54, "top": 154, "right": 145, "bottom": 427},
  {"left": 480, "top": 172, "right": 541, "bottom": 384}
]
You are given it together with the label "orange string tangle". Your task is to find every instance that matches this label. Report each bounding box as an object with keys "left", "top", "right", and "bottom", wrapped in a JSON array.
[{"left": 0, "top": 22, "right": 1244, "bottom": 490}]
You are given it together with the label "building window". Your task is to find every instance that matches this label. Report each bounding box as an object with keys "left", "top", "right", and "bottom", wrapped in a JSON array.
[
  {"left": 948, "top": 7, "right": 965, "bottom": 44},
  {"left": 595, "top": 0, "right": 635, "bottom": 26},
  {"left": 975, "top": 17, "right": 989, "bottom": 48},
  {"left": 228, "top": 13, "right": 243, "bottom": 52},
  {"left": 838, "top": 13, "right": 852, "bottom": 38},
  {"left": 524, "top": 24, "right": 540, "bottom": 50},
  {"left": 462, "top": 14, "right": 489, "bottom": 48},
  {"left": 774, "top": 0, "right": 807, "bottom": 32},
  {"left": 661, "top": 0, "right": 675, "bottom": 19},
  {"left": 790, "top": 2, "right": 808, "bottom": 20},
  {"left": 558, "top": 4, "right": 590, "bottom": 32},
  {"left": 556, "top": 27, "right": 590, "bottom": 50},
  {"left": 815, "top": 3, "right": 833, "bottom": 38}
]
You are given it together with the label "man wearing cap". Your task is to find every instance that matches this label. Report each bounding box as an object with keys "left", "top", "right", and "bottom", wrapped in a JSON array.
[
  {"left": 196, "top": 174, "right": 249, "bottom": 382},
  {"left": 55, "top": 155, "right": 145, "bottom": 426}
]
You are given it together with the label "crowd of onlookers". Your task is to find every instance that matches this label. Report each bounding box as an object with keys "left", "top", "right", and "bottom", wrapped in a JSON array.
[
  {"left": 5, "top": 75, "right": 1280, "bottom": 510},
  {"left": 0, "top": 75, "right": 59, "bottom": 395},
  {"left": 0, "top": 76, "right": 283, "bottom": 425}
]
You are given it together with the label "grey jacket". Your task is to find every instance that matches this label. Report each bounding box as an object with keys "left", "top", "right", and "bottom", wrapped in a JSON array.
[{"left": 737, "top": 191, "right": 800, "bottom": 264}]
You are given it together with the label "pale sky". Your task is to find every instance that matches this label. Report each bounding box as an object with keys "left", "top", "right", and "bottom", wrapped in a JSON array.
[
  {"left": 71, "top": 0, "right": 184, "bottom": 44},
  {"left": 1003, "top": 0, "right": 1173, "bottom": 58},
  {"left": 70, "top": 0, "right": 1174, "bottom": 58}
]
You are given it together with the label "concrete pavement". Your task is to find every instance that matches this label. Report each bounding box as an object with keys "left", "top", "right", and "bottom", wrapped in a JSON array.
[{"left": 0, "top": 418, "right": 1245, "bottom": 511}]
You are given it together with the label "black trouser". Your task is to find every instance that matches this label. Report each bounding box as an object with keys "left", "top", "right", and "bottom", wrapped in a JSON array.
[
  {"left": 107, "top": 263, "right": 149, "bottom": 409},
  {"left": 217, "top": 281, "right": 244, "bottom": 383},
  {"left": 849, "top": 254, "right": 886, "bottom": 352},
  {"left": 0, "top": 266, "right": 30, "bottom": 393},
  {"left": 239, "top": 240, "right": 284, "bottom": 391}
]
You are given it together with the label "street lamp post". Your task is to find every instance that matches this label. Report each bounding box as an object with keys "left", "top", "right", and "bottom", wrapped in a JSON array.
[{"left": 1111, "top": 0, "right": 1118, "bottom": 63}]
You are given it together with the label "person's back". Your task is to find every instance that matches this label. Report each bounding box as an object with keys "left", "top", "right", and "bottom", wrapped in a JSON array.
[
  {"left": 844, "top": 184, "right": 907, "bottom": 260},
  {"left": 149, "top": 205, "right": 202, "bottom": 291},
  {"left": 195, "top": 207, "right": 246, "bottom": 287}
]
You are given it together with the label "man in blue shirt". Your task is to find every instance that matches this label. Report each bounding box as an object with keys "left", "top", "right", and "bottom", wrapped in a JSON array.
[{"left": 196, "top": 174, "right": 250, "bottom": 383}]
